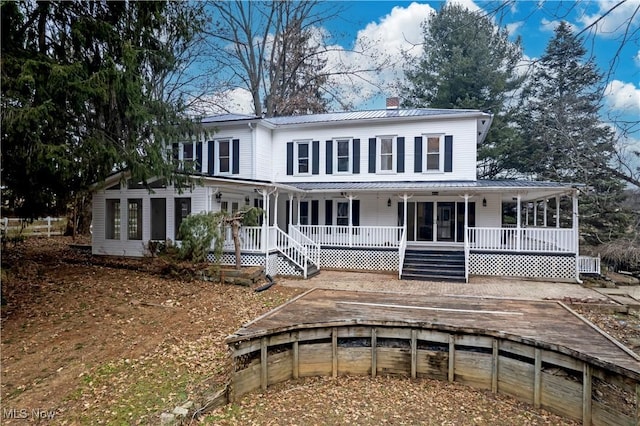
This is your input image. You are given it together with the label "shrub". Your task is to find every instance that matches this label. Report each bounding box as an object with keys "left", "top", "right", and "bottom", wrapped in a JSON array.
[{"left": 178, "top": 212, "right": 224, "bottom": 263}]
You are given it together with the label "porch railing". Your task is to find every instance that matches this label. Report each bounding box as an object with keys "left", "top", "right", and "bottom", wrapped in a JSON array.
[
  {"left": 296, "top": 225, "right": 403, "bottom": 248},
  {"left": 578, "top": 255, "right": 601, "bottom": 274},
  {"left": 398, "top": 227, "right": 407, "bottom": 279},
  {"left": 271, "top": 226, "right": 309, "bottom": 278},
  {"left": 290, "top": 226, "right": 320, "bottom": 268},
  {"left": 467, "top": 227, "right": 576, "bottom": 253},
  {"left": 222, "top": 226, "right": 263, "bottom": 252}
]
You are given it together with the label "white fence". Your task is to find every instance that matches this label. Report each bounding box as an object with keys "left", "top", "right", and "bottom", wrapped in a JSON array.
[
  {"left": 578, "top": 255, "right": 601, "bottom": 274},
  {"left": 467, "top": 227, "right": 576, "bottom": 253},
  {"left": 1, "top": 217, "right": 66, "bottom": 238},
  {"left": 295, "top": 225, "right": 403, "bottom": 248}
]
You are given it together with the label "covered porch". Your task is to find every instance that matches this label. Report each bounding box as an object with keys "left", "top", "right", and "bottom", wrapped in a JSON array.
[{"left": 211, "top": 179, "right": 585, "bottom": 282}]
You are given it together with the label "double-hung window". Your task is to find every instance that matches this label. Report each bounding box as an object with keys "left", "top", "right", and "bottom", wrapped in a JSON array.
[
  {"left": 217, "top": 139, "right": 231, "bottom": 174},
  {"left": 297, "top": 141, "right": 310, "bottom": 174},
  {"left": 336, "top": 139, "right": 351, "bottom": 173},
  {"left": 425, "top": 135, "right": 443, "bottom": 172},
  {"left": 379, "top": 136, "right": 395, "bottom": 172}
]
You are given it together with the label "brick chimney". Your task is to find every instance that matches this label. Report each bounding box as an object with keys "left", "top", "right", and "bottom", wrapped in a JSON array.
[{"left": 386, "top": 97, "right": 399, "bottom": 110}]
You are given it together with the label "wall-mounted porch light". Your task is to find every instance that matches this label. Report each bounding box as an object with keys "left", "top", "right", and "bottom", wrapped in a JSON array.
[
  {"left": 215, "top": 192, "right": 222, "bottom": 203},
  {"left": 387, "top": 198, "right": 392, "bottom": 207},
  {"left": 482, "top": 197, "right": 487, "bottom": 207}
]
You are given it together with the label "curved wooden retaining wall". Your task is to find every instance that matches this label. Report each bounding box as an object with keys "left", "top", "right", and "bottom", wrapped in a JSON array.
[{"left": 228, "top": 323, "right": 640, "bottom": 426}]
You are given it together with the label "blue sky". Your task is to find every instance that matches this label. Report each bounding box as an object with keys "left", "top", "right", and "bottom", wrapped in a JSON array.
[
  {"left": 323, "top": 0, "right": 639, "bottom": 115},
  {"left": 216, "top": 0, "right": 638, "bottom": 145}
]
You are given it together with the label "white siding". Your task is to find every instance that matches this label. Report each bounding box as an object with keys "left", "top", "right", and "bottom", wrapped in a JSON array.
[
  {"left": 271, "top": 117, "right": 478, "bottom": 183},
  {"left": 92, "top": 184, "right": 210, "bottom": 257},
  {"left": 254, "top": 125, "right": 273, "bottom": 181}
]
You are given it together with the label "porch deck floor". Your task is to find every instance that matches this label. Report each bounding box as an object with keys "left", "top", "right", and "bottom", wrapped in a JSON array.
[{"left": 230, "top": 289, "right": 640, "bottom": 378}]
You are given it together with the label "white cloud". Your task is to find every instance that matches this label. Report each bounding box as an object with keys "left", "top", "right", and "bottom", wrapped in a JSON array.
[
  {"left": 506, "top": 21, "right": 524, "bottom": 36},
  {"left": 577, "top": 0, "right": 640, "bottom": 38},
  {"left": 321, "top": 2, "right": 435, "bottom": 108},
  {"left": 540, "top": 18, "right": 578, "bottom": 33},
  {"left": 194, "top": 88, "right": 254, "bottom": 117},
  {"left": 604, "top": 80, "right": 640, "bottom": 114},
  {"left": 446, "top": 0, "right": 482, "bottom": 12}
]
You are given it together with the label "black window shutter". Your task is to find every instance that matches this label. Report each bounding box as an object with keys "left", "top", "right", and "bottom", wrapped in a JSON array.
[
  {"left": 444, "top": 135, "right": 453, "bottom": 172},
  {"left": 325, "top": 200, "right": 333, "bottom": 225},
  {"left": 286, "top": 142, "right": 294, "bottom": 175},
  {"left": 352, "top": 200, "right": 360, "bottom": 226},
  {"left": 352, "top": 139, "right": 360, "bottom": 174},
  {"left": 311, "top": 200, "right": 319, "bottom": 225},
  {"left": 397, "top": 137, "right": 405, "bottom": 173},
  {"left": 232, "top": 139, "right": 240, "bottom": 174},
  {"left": 368, "top": 138, "right": 376, "bottom": 173},
  {"left": 397, "top": 202, "right": 404, "bottom": 226},
  {"left": 414, "top": 136, "right": 423, "bottom": 172},
  {"left": 207, "top": 141, "right": 215, "bottom": 175},
  {"left": 325, "top": 140, "right": 333, "bottom": 174},
  {"left": 172, "top": 143, "right": 179, "bottom": 162},
  {"left": 312, "top": 141, "right": 319, "bottom": 175},
  {"left": 196, "top": 142, "right": 203, "bottom": 172}
]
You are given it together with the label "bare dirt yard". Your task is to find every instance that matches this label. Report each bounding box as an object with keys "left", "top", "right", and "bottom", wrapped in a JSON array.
[{"left": 1, "top": 237, "right": 635, "bottom": 425}]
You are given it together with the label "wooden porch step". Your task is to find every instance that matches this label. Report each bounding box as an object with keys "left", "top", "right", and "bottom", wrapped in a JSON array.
[{"left": 401, "top": 249, "right": 465, "bottom": 282}]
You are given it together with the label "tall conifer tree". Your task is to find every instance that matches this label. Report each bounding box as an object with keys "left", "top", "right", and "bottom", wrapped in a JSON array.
[
  {"left": 401, "top": 4, "right": 523, "bottom": 178},
  {"left": 516, "top": 22, "right": 629, "bottom": 243}
]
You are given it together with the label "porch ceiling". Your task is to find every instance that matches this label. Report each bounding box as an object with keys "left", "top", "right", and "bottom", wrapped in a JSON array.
[{"left": 287, "top": 180, "right": 579, "bottom": 201}]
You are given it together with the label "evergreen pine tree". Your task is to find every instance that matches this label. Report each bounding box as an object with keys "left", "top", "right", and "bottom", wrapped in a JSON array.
[
  {"left": 516, "top": 22, "right": 630, "bottom": 243},
  {"left": 401, "top": 4, "right": 523, "bottom": 178}
]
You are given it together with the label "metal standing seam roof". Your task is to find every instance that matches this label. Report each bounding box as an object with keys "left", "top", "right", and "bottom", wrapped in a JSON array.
[
  {"left": 201, "top": 108, "right": 488, "bottom": 126},
  {"left": 286, "top": 180, "right": 578, "bottom": 191}
]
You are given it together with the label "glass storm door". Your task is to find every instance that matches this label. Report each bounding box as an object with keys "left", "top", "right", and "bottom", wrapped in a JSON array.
[{"left": 437, "top": 202, "right": 455, "bottom": 241}]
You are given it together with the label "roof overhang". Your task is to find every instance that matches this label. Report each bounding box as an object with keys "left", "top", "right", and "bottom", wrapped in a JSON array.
[{"left": 284, "top": 180, "right": 581, "bottom": 201}]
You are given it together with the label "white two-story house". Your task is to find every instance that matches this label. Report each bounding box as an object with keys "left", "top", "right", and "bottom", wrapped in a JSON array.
[{"left": 92, "top": 101, "right": 587, "bottom": 282}]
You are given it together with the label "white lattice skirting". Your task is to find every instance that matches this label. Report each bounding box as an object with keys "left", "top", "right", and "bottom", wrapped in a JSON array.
[
  {"left": 321, "top": 248, "right": 398, "bottom": 271},
  {"left": 207, "top": 251, "right": 265, "bottom": 267},
  {"left": 469, "top": 253, "right": 576, "bottom": 281}
]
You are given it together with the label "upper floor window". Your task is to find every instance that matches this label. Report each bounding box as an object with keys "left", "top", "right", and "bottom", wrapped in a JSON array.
[
  {"left": 336, "top": 139, "right": 351, "bottom": 173},
  {"left": 183, "top": 143, "right": 194, "bottom": 161},
  {"left": 297, "top": 141, "right": 310, "bottom": 174},
  {"left": 217, "top": 139, "right": 231, "bottom": 174},
  {"left": 378, "top": 136, "right": 395, "bottom": 172},
  {"left": 425, "top": 135, "right": 443, "bottom": 172}
]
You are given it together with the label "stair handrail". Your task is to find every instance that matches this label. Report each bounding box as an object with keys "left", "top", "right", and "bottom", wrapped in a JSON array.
[
  {"left": 290, "top": 225, "right": 320, "bottom": 268},
  {"left": 273, "top": 227, "right": 309, "bottom": 278},
  {"left": 398, "top": 226, "right": 407, "bottom": 279}
]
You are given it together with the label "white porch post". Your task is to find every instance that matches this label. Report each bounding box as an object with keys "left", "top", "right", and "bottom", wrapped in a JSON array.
[
  {"left": 543, "top": 199, "right": 548, "bottom": 227},
  {"left": 273, "top": 192, "right": 279, "bottom": 228},
  {"left": 288, "top": 194, "right": 294, "bottom": 229},
  {"left": 403, "top": 194, "right": 409, "bottom": 236},
  {"left": 464, "top": 194, "right": 469, "bottom": 283},
  {"left": 555, "top": 196, "right": 560, "bottom": 228},
  {"left": 297, "top": 196, "right": 301, "bottom": 225},
  {"left": 262, "top": 189, "right": 269, "bottom": 254},
  {"left": 516, "top": 194, "right": 522, "bottom": 251},
  {"left": 573, "top": 190, "right": 581, "bottom": 282},
  {"left": 348, "top": 194, "right": 353, "bottom": 247},
  {"left": 533, "top": 201, "right": 538, "bottom": 227}
]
